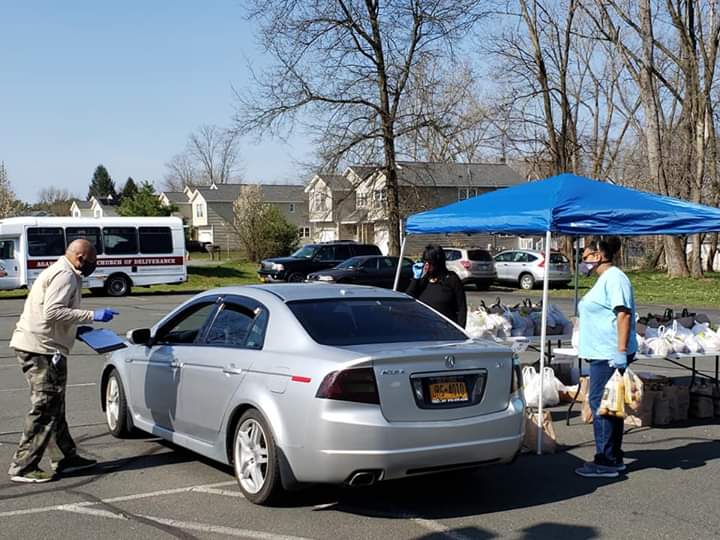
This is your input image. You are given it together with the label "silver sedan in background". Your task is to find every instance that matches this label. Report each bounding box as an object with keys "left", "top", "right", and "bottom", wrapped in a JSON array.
[
  {"left": 494, "top": 249, "right": 572, "bottom": 290},
  {"left": 100, "top": 284, "right": 525, "bottom": 505}
]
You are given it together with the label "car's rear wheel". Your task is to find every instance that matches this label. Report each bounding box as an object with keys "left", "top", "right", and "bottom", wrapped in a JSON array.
[
  {"left": 519, "top": 273, "right": 535, "bottom": 290},
  {"left": 287, "top": 272, "right": 305, "bottom": 283},
  {"left": 106, "top": 274, "right": 131, "bottom": 297},
  {"left": 105, "top": 370, "right": 131, "bottom": 438},
  {"left": 233, "top": 410, "right": 282, "bottom": 505}
]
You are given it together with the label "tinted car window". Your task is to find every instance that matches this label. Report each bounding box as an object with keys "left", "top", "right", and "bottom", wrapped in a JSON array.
[
  {"left": 288, "top": 298, "right": 467, "bottom": 346},
  {"left": 28, "top": 228, "right": 65, "bottom": 257},
  {"left": 292, "top": 245, "right": 317, "bottom": 258},
  {"left": 337, "top": 256, "right": 363, "bottom": 269},
  {"left": 513, "top": 252, "right": 530, "bottom": 263},
  {"left": 494, "top": 252, "right": 512, "bottom": 262},
  {"left": 104, "top": 227, "right": 138, "bottom": 255},
  {"left": 550, "top": 253, "right": 569, "bottom": 264},
  {"left": 245, "top": 308, "right": 269, "bottom": 350},
  {"left": 315, "top": 246, "right": 335, "bottom": 261},
  {"left": 334, "top": 245, "right": 352, "bottom": 261},
  {"left": 360, "top": 258, "right": 379, "bottom": 270},
  {"left": 0, "top": 240, "right": 14, "bottom": 259},
  {"left": 354, "top": 244, "right": 382, "bottom": 256},
  {"left": 444, "top": 249, "right": 461, "bottom": 261},
  {"left": 67, "top": 227, "right": 103, "bottom": 254},
  {"left": 467, "top": 249, "right": 492, "bottom": 261},
  {"left": 378, "top": 257, "right": 395, "bottom": 269},
  {"left": 139, "top": 227, "right": 173, "bottom": 254},
  {"left": 401, "top": 257, "right": 414, "bottom": 268},
  {"left": 204, "top": 304, "right": 255, "bottom": 347},
  {"left": 157, "top": 303, "right": 216, "bottom": 345}
]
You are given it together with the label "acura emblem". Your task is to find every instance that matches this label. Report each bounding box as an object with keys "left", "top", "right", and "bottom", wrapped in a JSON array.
[{"left": 445, "top": 355, "right": 455, "bottom": 368}]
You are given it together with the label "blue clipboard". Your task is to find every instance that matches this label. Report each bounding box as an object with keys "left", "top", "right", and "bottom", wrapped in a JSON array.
[{"left": 77, "top": 328, "right": 127, "bottom": 354}]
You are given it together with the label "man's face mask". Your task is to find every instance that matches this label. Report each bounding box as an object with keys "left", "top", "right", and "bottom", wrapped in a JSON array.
[{"left": 79, "top": 258, "right": 97, "bottom": 277}]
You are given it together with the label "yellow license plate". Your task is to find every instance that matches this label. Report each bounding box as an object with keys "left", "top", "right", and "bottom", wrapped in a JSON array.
[{"left": 429, "top": 381, "right": 468, "bottom": 404}]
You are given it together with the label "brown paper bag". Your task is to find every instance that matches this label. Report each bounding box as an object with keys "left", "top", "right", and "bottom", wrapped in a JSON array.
[
  {"left": 576, "top": 376, "right": 589, "bottom": 403},
  {"left": 625, "top": 389, "right": 658, "bottom": 428},
  {"left": 653, "top": 390, "right": 672, "bottom": 425},
  {"left": 581, "top": 396, "right": 593, "bottom": 424},
  {"left": 522, "top": 411, "right": 557, "bottom": 454}
]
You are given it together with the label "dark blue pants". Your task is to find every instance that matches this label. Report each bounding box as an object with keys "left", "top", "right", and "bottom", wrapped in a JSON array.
[{"left": 588, "top": 360, "right": 624, "bottom": 466}]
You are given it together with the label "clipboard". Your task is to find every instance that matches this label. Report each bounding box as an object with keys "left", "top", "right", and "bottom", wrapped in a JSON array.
[{"left": 77, "top": 328, "right": 128, "bottom": 354}]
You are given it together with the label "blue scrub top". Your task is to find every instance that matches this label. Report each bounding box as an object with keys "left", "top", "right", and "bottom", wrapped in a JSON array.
[{"left": 578, "top": 266, "right": 637, "bottom": 360}]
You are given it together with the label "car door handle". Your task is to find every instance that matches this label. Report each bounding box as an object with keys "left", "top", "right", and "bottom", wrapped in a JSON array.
[
  {"left": 223, "top": 367, "right": 243, "bottom": 376},
  {"left": 169, "top": 361, "right": 182, "bottom": 369}
]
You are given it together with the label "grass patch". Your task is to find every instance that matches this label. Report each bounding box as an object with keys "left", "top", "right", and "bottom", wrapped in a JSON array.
[
  {"left": 536, "top": 270, "right": 720, "bottom": 308},
  {"left": 0, "top": 261, "right": 261, "bottom": 300}
]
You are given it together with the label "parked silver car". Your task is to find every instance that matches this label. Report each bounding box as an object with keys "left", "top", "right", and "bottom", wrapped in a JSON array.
[
  {"left": 444, "top": 248, "right": 497, "bottom": 289},
  {"left": 100, "top": 284, "right": 524, "bottom": 504},
  {"left": 494, "top": 250, "right": 571, "bottom": 290}
]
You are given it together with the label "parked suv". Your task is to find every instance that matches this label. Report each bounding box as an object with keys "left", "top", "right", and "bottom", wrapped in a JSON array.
[
  {"left": 494, "top": 249, "right": 571, "bottom": 290},
  {"left": 258, "top": 241, "right": 382, "bottom": 282},
  {"left": 443, "top": 247, "right": 497, "bottom": 289}
]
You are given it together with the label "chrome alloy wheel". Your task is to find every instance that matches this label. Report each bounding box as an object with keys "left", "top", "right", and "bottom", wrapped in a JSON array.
[
  {"left": 234, "top": 418, "right": 269, "bottom": 494},
  {"left": 105, "top": 376, "right": 120, "bottom": 431}
]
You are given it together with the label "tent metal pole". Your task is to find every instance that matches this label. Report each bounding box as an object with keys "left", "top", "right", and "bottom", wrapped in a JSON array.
[
  {"left": 537, "top": 230, "right": 552, "bottom": 455},
  {"left": 574, "top": 237, "right": 581, "bottom": 316},
  {"left": 393, "top": 236, "right": 408, "bottom": 291}
]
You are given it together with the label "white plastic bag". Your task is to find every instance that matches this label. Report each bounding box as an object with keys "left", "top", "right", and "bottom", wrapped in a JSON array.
[
  {"left": 466, "top": 310, "right": 493, "bottom": 338},
  {"left": 523, "top": 366, "right": 560, "bottom": 408},
  {"left": 645, "top": 336, "right": 672, "bottom": 357}
]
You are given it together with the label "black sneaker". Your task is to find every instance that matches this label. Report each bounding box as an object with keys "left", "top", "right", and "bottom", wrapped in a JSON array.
[
  {"left": 10, "top": 468, "right": 55, "bottom": 483},
  {"left": 52, "top": 455, "right": 97, "bottom": 474}
]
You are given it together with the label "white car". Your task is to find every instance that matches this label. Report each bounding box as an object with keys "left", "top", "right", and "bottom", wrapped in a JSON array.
[
  {"left": 494, "top": 250, "right": 572, "bottom": 290},
  {"left": 100, "top": 284, "right": 525, "bottom": 505}
]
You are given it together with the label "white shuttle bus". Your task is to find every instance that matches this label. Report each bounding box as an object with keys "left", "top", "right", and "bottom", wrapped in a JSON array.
[{"left": 0, "top": 216, "right": 186, "bottom": 296}]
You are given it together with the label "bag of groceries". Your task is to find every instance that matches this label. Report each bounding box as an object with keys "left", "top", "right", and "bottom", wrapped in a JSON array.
[
  {"left": 623, "top": 368, "right": 643, "bottom": 413},
  {"left": 598, "top": 369, "right": 626, "bottom": 418}
]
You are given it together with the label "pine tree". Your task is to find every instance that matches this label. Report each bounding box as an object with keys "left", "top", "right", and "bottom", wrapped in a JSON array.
[
  {"left": 87, "top": 164, "right": 117, "bottom": 200},
  {"left": 0, "top": 161, "right": 17, "bottom": 218},
  {"left": 120, "top": 177, "right": 139, "bottom": 201},
  {"left": 118, "top": 181, "right": 174, "bottom": 217}
]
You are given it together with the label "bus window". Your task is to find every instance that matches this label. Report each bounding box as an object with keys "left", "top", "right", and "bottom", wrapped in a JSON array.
[
  {"left": 0, "top": 240, "right": 13, "bottom": 259},
  {"left": 103, "top": 227, "right": 138, "bottom": 255},
  {"left": 28, "top": 228, "right": 66, "bottom": 257},
  {"left": 139, "top": 227, "right": 173, "bottom": 254},
  {"left": 66, "top": 227, "right": 103, "bottom": 254}
]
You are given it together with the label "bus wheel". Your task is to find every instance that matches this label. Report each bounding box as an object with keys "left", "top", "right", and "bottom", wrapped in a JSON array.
[{"left": 106, "top": 274, "right": 131, "bottom": 297}]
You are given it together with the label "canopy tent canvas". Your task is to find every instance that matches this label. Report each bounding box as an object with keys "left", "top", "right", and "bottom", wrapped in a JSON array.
[{"left": 395, "top": 173, "right": 720, "bottom": 454}]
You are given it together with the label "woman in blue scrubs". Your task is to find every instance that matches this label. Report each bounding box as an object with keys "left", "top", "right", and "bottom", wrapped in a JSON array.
[{"left": 575, "top": 237, "right": 637, "bottom": 478}]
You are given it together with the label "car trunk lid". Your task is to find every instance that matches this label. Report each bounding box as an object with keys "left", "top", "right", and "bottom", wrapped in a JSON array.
[{"left": 343, "top": 341, "right": 512, "bottom": 422}]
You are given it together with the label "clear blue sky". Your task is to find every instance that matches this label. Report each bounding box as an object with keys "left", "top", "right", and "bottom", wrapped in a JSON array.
[{"left": 0, "top": 1, "right": 309, "bottom": 203}]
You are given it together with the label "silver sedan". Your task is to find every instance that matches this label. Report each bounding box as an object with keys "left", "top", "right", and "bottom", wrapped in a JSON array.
[{"left": 100, "top": 284, "right": 525, "bottom": 504}]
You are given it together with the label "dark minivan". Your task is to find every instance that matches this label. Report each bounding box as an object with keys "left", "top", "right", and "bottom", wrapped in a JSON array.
[{"left": 258, "top": 241, "right": 382, "bottom": 282}]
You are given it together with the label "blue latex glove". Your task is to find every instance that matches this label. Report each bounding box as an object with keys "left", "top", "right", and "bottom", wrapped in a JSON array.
[
  {"left": 93, "top": 308, "right": 119, "bottom": 322},
  {"left": 609, "top": 351, "right": 628, "bottom": 369},
  {"left": 412, "top": 262, "right": 424, "bottom": 279},
  {"left": 76, "top": 325, "right": 93, "bottom": 338}
]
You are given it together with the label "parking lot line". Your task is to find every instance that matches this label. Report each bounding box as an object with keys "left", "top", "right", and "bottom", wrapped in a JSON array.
[
  {"left": 0, "top": 382, "right": 96, "bottom": 393},
  {"left": 0, "top": 480, "right": 237, "bottom": 519},
  {"left": 191, "top": 486, "right": 244, "bottom": 498}
]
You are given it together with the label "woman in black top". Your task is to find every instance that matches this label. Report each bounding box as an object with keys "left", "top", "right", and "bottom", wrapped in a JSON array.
[{"left": 406, "top": 245, "right": 467, "bottom": 328}]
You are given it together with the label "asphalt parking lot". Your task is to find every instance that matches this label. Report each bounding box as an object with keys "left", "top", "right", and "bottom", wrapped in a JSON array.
[{"left": 1, "top": 289, "right": 719, "bottom": 540}]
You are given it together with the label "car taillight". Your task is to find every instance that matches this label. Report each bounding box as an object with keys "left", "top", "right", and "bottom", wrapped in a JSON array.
[
  {"left": 460, "top": 260, "right": 472, "bottom": 270},
  {"left": 316, "top": 367, "right": 380, "bottom": 405},
  {"left": 537, "top": 257, "right": 545, "bottom": 268},
  {"left": 511, "top": 354, "right": 523, "bottom": 394}
]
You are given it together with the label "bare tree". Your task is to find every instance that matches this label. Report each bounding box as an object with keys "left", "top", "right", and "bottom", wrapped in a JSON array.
[
  {"left": 0, "top": 161, "right": 16, "bottom": 218},
  {"left": 163, "top": 153, "right": 197, "bottom": 191},
  {"left": 37, "top": 187, "right": 75, "bottom": 216},
  {"left": 236, "top": 1, "right": 489, "bottom": 255},
  {"left": 163, "top": 125, "right": 242, "bottom": 191}
]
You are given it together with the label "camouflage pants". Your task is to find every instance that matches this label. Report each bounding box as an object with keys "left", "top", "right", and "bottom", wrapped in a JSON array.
[{"left": 7, "top": 351, "right": 77, "bottom": 476}]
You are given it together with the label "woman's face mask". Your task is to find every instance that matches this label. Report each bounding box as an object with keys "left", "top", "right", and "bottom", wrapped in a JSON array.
[{"left": 579, "top": 250, "right": 602, "bottom": 277}]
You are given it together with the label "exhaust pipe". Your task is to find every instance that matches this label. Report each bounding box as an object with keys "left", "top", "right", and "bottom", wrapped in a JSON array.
[{"left": 346, "top": 470, "right": 381, "bottom": 487}]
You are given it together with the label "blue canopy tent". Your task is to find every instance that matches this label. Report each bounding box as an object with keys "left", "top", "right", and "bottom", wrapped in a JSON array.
[{"left": 394, "top": 173, "right": 720, "bottom": 453}]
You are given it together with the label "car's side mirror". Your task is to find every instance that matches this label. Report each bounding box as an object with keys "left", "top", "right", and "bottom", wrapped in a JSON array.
[{"left": 127, "top": 328, "right": 152, "bottom": 346}]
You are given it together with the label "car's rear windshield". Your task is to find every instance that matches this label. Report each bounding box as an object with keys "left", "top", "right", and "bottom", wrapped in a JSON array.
[
  {"left": 550, "top": 253, "right": 569, "bottom": 263},
  {"left": 287, "top": 298, "right": 467, "bottom": 346},
  {"left": 467, "top": 249, "right": 493, "bottom": 261}
]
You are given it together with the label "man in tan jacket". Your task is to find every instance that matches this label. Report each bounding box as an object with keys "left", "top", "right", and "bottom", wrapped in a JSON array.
[{"left": 8, "top": 239, "right": 118, "bottom": 483}]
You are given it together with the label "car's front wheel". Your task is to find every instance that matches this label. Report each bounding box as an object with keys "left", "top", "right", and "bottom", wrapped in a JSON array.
[
  {"left": 287, "top": 272, "right": 305, "bottom": 283},
  {"left": 105, "top": 370, "right": 131, "bottom": 438},
  {"left": 233, "top": 410, "right": 282, "bottom": 505},
  {"left": 519, "top": 273, "right": 536, "bottom": 290}
]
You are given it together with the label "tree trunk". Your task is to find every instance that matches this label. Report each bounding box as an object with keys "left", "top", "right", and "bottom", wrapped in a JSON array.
[{"left": 707, "top": 233, "right": 718, "bottom": 272}]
